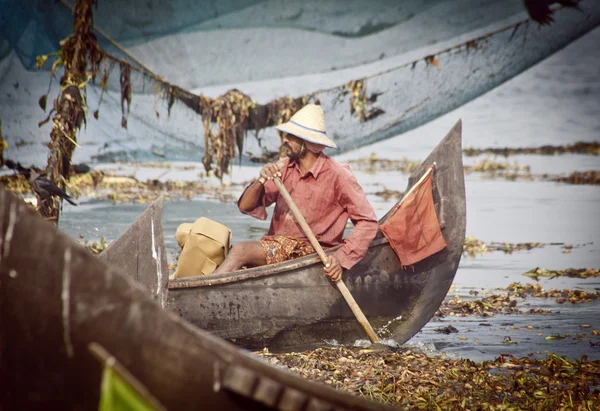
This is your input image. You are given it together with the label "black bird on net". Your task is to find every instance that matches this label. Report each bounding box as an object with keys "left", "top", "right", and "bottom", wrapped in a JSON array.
[
  {"left": 524, "top": 0, "right": 583, "bottom": 26},
  {"left": 23, "top": 169, "right": 78, "bottom": 206}
]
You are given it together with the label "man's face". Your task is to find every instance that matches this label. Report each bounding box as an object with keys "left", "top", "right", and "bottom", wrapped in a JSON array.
[{"left": 281, "top": 133, "right": 305, "bottom": 161}]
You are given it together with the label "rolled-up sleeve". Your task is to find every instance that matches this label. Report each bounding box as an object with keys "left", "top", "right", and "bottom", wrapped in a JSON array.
[
  {"left": 237, "top": 180, "right": 279, "bottom": 221},
  {"left": 332, "top": 170, "right": 379, "bottom": 270}
]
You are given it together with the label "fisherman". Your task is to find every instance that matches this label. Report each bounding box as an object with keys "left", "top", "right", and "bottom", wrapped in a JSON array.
[
  {"left": 24, "top": 169, "right": 78, "bottom": 206},
  {"left": 213, "top": 104, "right": 378, "bottom": 281}
]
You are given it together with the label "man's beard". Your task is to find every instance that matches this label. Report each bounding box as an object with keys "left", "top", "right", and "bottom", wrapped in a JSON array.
[{"left": 284, "top": 142, "right": 305, "bottom": 161}]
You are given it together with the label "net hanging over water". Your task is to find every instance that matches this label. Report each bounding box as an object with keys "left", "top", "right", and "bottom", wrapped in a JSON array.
[{"left": 1, "top": 1, "right": 599, "bottom": 179}]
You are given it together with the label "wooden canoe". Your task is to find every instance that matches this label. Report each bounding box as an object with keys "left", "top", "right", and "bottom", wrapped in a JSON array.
[
  {"left": 98, "top": 195, "right": 169, "bottom": 308},
  {"left": 0, "top": 186, "right": 390, "bottom": 411},
  {"left": 167, "top": 119, "right": 466, "bottom": 350}
]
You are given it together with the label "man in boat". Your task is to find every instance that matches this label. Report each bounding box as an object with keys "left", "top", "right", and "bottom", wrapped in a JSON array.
[{"left": 213, "top": 104, "right": 379, "bottom": 281}]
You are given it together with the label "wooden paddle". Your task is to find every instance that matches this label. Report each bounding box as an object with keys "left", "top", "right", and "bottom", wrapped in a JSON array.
[{"left": 272, "top": 175, "right": 381, "bottom": 344}]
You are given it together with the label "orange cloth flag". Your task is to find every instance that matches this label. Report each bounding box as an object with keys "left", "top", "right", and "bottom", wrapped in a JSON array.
[{"left": 380, "top": 165, "right": 447, "bottom": 267}]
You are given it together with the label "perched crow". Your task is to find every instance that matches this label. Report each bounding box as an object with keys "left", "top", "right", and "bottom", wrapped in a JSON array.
[
  {"left": 524, "top": 0, "right": 582, "bottom": 26},
  {"left": 24, "top": 169, "right": 78, "bottom": 206}
]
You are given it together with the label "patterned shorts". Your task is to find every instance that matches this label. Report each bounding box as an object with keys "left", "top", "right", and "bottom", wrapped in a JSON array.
[{"left": 260, "top": 235, "right": 316, "bottom": 265}]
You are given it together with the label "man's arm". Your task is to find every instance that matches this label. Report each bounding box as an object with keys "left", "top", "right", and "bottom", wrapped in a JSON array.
[
  {"left": 332, "top": 169, "right": 379, "bottom": 271},
  {"left": 238, "top": 180, "right": 266, "bottom": 214},
  {"left": 238, "top": 162, "right": 283, "bottom": 219}
]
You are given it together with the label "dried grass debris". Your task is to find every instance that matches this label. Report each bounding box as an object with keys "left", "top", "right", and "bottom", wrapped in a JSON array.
[
  {"left": 463, "top": 142, "right": 600, "bottom": 157},
  {"left": 255, "top": 347, "right": 600, "bottom": 409}
]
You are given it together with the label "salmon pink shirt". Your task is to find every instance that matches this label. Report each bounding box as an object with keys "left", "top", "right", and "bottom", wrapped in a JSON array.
[{"left": 239, "top": 154, "right": 379, "bottom": 270}]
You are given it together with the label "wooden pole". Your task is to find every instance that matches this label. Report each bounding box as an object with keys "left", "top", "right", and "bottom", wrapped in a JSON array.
[{"left": 272, "top": 177, "right": 381, "bottom": 343}]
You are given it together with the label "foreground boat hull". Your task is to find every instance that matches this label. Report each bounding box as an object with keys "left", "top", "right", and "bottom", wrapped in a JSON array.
[
  {"left": 168, "top": 120, "right": 466, "bottom": 350},
  {"left": 0, "top": 187, "right": 388, "bottom": 411}
]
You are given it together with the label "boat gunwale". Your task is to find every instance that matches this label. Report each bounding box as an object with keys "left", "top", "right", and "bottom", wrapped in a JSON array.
[{"left": 167, "top": 236, "right": 391, "bottom": 289}]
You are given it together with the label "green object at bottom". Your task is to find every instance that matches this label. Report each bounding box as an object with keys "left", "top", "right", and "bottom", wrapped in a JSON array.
[{"left": 99, "top": 367, "right": 156, "bottom": 411}]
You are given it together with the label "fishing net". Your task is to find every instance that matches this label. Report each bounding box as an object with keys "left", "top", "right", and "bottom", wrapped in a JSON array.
[
  {"left": 1, "top": 0, "right": 599, "bottom": 179},
  {"left": 2, "top": 0, "right": 531, "bottom": 75}
]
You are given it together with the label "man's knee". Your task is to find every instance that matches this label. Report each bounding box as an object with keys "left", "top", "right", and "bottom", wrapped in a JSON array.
[
  {"left": 228, "top": 242, "right": 248, "bottom": 259},
  {"left": 227, "top": 242, "right": 255, "bottom": 260},
  {"left": 215, "top": 241, "right": 267, "bottom": 274}
]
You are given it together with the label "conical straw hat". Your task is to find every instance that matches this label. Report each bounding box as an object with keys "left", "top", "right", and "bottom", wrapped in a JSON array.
[{"left": 275, "top": 104, "right": 337, "bottom": 149}]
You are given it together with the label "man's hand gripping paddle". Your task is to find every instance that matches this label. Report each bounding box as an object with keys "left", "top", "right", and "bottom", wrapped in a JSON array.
[{"left": 271, "top": 164, "right": 381, "bottom": 344}]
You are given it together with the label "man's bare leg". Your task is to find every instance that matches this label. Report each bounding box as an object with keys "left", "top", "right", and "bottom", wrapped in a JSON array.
[{"left": 213, "top": 241, "right": 267, "bottom": 274}]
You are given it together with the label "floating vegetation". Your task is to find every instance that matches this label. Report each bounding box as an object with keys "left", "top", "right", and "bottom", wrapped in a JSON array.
[
  {"left": 256, "top": 347, "right": 600, "bottom": 409},
  {"left": 464, "top": 157, "right": 531, "bottom": 176},
  {"left": 489, "top": 241, "right": 548, "bottom": 253},
  {"left": 433, "top": 285, "right": 600, "bottom": 317},
  {"left": 506, "top": 282, "right": 600, "bottom": 304},
  {"left": 523, "top": 267, "right": 600, "bottom": 281},
  {"left": 0, "top": 173, "right": 31, "bottom": 194},
  {"left": 464, "top": 158, "right": 599, "bottom": 185},
  {"left": 79, "top": 236, "right": 109, "bottom": 254},
  {"left": 462, "top": 237, "right": 489, "bottom": 257},
  {"left": 463, "top": 141, "right": 600, "bottom": 157},
  {"left": 462, "top": 237, "right": 554, "bottom": 258},
  {"left": 94, "top": 176, "right": 237, "bottom": 204},
  {"left": 463, "top": 238, "right": 593, "bottom": 258},
  {"left": 436, "top": 295, "right": 524, "bottom": 318},
  {"left": 359, "top": 155, "right": 598, "bottom": 186},
  {"left": 545, "top": 334, "right": 568, "bottom": 341},
  {"left": 348, "top": 154, "right": 420, "bottom": 174},
  {"left": 435, "top": 282, "right": 600, "bottom": 319},
  {"left": 434, "top": 325, "right": 458, "bottom": 334},
  {"left": 1, "top": 166, "right": 241, "bottom": 205},
  {"left": 550, "top": 170, "right": 600, "bottom": 186},
  {"left": 372, "top": 188, "right": 404, "bottom": 201},
  {"left": 167, "top": 251, "right": 181, "bottom": 274}
]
